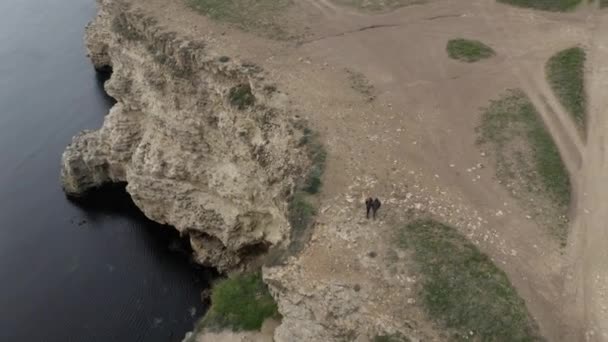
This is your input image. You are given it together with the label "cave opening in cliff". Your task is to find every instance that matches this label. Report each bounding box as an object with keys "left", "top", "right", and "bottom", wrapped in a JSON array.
[
  {"left": 95, "top": 64, "right": 113, "bottom": 78},
  {"left": 94, "top": 66, "right": 117, "bottom": 106}
]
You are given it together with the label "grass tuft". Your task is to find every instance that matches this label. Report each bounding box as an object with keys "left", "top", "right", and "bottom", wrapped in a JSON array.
[
  {"left": 497, "top": 0, "right": 582, "bottom": 11},
  {"left": 477, "top": 89, "right": 570, "bottom": 242},
  {"left": 399, "top": 219, "right": 543, "bottom": 341},
  {"left": 228, "top": 84, "right": 255, "bottom": 110},
  {"left": 447, "top": 39, "right": 495, "bottom": 63},
  {"left": 197, "top": 272, "right": 279, "bottom": 332},
  {"left": 546, "top": 47, "right": 587, "bottom": 133}
]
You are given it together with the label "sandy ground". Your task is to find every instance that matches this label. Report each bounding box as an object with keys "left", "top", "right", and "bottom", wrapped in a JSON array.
[{"left": 125, "top": 0, "right": 606, "bottom": 340}]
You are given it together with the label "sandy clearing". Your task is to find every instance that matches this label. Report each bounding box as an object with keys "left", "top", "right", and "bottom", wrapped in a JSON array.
[{"left": 124, "top": 0, "right": 606, "bottom": 339}]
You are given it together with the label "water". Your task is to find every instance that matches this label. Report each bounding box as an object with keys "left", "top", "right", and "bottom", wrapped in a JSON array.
[{"left": 0, "top": 0, "right": 214, "bottom": 341}]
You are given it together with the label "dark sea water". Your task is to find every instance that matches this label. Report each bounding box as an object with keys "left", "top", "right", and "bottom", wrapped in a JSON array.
[{"left": 0, "top": 1, "right": 213, "bottom": 341}]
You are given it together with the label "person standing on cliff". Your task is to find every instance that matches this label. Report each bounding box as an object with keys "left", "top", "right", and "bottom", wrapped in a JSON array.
[
  {"left": 372, "top": 198, "right": 381, "bottom": 219},
  {"left": 365, "top": 197, "right": 373, "bottom": 219}
]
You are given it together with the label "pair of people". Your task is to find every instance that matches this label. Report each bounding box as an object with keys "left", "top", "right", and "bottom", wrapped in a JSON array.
[{"left": 365, "top": 197, "right": 381, "bottom": 219}]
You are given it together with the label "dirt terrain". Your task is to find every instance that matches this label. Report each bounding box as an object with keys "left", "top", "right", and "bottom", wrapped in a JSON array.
[
  {"left": 120, "top": 0, "right": 606, "bottom": 340},
  {"left": 566, "top": 9, "right": 608, "bottom": 341}
]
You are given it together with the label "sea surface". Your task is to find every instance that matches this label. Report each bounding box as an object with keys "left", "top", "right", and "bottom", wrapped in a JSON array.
[{"left": 0, "top": 1, "right": 213, "bottom": 341}]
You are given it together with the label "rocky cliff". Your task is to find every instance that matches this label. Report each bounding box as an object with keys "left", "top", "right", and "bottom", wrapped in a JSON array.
[{"left": 61, "top": 0, "right": 309, "bottom": 272}]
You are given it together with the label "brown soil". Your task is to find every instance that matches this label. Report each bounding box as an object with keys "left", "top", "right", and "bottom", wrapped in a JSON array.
[{"left": 123, "top": 0, "right": 607, "bottom": 340}]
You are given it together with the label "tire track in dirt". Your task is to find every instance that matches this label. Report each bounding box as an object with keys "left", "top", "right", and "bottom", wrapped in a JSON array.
[
  {"left": 472, "top": 0, "right": 591, "bottom": 339},
  {"left": 566, "top": 9, "right": 608, "bottom": 342},
  {"left": 518, "top": 67, "right": 584, "bottom": 178},
  {"left": 475, "top": 0, "right": 585, "bottom": 181}
]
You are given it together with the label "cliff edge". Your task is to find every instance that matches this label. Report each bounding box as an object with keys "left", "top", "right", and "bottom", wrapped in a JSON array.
[{"left": 61, "top": 0, "right": 308, "bottom": 272}]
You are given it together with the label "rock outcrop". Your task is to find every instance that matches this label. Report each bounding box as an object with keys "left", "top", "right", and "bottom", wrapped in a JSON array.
[{"left": 61, "top": 0, "right": 309, "bottom": 271}]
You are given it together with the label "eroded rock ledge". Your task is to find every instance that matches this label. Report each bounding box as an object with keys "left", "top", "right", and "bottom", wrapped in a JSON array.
[{"left": 61, "top": 0, "right": 309, "bottom": 272}]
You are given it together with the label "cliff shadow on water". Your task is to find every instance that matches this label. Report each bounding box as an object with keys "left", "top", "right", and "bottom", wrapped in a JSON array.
[
  {"left": 66, "top": 182, "right": 219, "bottom": 341},
  {"left": 68, "top": 182, "right": 217, "bottom": 269}
]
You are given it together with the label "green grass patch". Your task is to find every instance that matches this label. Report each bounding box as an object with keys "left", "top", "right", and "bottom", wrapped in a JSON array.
[
  {"left": 264, "top": 188, "right": 318, "bottom": 266},
  {"left": 497, "top": 0, "right": 582, "bottom": 11},
  {"left": 477, "top": 90, "right": 570, "bottom": 241},
  {"left": 398, "top": 219, "right": 543, "bottom": 341},
  {"left": 288, "top": 192, "right": 316, "bottom": 238},
  {"left": 285, "top": 122, "right": 326, "bottom": 252},
  {"left": 186, "top": 0, "right": 292, "bottom": 38},
  {"left": 197, "top": 272, "right": 279, "bottom": 332},
  {"left": 332, "top": 0, "right": 425, "bottom": 11},
  {"left": 298, "top": 126, "right": 327, "bottom": 195},
  {"left": 447, "top": 39, "right": 495, "bottom": 63},
  {"left": 546, "top": 47, "right": 587, "bottom": 132},
  {"left": 228, "top": 84, "right": 255, "bottom": 110}
]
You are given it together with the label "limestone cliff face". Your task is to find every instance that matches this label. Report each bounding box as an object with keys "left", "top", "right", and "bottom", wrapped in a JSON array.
[{"left": 61, "top": 0, "right": 308, "bottom": 271}]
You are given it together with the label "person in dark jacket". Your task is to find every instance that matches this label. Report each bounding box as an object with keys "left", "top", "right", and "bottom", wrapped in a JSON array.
[
  {"left": 365, "top": 197, "right": 373, "bottom": 219},
  {"left": 371, "top": 198, "right": 381, "bottom": 219}
]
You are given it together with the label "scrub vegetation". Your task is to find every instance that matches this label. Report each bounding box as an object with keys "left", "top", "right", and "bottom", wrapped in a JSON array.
[{"left": 398, "top": 219, "right": 543, "bottom": 341}]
